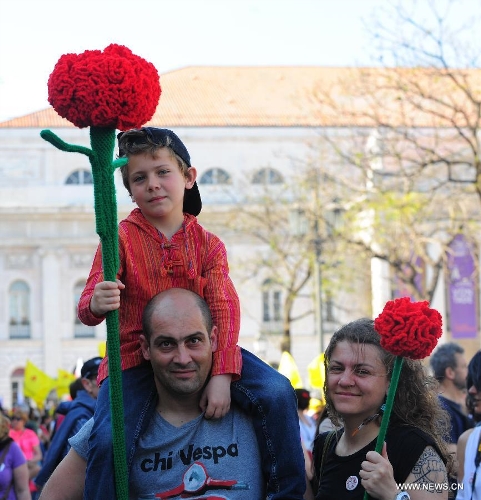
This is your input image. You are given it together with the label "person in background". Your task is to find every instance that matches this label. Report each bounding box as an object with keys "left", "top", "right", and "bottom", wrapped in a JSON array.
[
  {"left": 312, "top": 318, "right": 451, "bottom": 500},
  {"left": 49, "top": 378, "right": 85, "bottom": 441},
  {"left": 37, "top": 414, "right": 53, "bottom": 458},
  {"left": 315, "top": 406, "right": 337, "bottom": 435},
  {"left": 430, "top": 343, "right": 472, "bottom": 446},
  {"left": 430, "top": 342, "right": 472, "bottom": 498},
  {"left": 295, "top": 389, "right": 317, "bottom": 500},
  {"left": 456, "top": 351, "right": 481, "bottom": 499},
  {"left": 296, "top": 388, "right": 317, "bottom": 453},
  {"left": 35, "top": 357, "right": 101, "bottom": 491},
  {"left": 9, "top": 409, "right": 42, "bottom": 497},
  {"left": 0, "top": 413, "right": 31, "bottom": 500},
  {"left": 25, "top": 410, "right": 40, "bottom": 435}
]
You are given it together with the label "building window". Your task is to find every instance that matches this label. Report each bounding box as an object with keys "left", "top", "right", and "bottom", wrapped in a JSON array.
[
  {"left": 65, "top": 169, "right": 93, "bottom": 185},
  {"left": 9, "top": 281, "right": 31, "bottom": 339},
  {"left": 252, "top": 168, "right": 283, "bottom": 185},
  {"left": 262, "top": 279, "right": 282, "bottom": 323},
  {"left": 199, "top": 168, "right": 232, "bottom": 185},
  {"left": 11, "top": 368, "right": 24, "bottom": 407},
  {"left": 74, "top": 280, "right": 95, "bottom": 338}
]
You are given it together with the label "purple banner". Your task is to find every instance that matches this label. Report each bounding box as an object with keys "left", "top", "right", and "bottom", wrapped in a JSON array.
[{"left": 447, "top": 234, "right": 478, "bottom": 339}]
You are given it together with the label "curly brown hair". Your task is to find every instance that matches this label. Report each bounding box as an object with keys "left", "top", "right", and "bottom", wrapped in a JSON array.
[{"left": 323, "top": 317, "right": 452, "bottom": 471}]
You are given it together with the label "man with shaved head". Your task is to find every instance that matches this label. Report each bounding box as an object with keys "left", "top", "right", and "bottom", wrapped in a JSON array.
[{"left": 40, "top": 289, "right": 302, "bottom": 499}]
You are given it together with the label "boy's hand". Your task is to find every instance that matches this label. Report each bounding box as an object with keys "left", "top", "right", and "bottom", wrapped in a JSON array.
[
  {"left": 90, "top": 280, "right": 125, "bottom": 317},
  {"left": 200, "top": 374, "right": 232, "bottom": 419}
]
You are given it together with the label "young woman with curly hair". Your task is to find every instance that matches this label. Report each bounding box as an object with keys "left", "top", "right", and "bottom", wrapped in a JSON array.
[{"left": 312, "top": 318, "right": 452, "bottom": 500}]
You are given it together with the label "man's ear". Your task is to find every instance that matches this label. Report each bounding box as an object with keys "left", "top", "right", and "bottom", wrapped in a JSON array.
[
  {"left": 140, "top": 334, "right": 151, "bottom": 361},
  {"left": 80, "top": 378, "right": 91, "bottom": 392},
  {"left": 210, "top": 325, "right": 218, "bottom": 352},
  {"left": 445, "top": 366, "right": 455, "bottom": 381}
]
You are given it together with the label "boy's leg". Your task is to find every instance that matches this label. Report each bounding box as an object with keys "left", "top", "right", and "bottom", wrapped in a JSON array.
[
  {"left": 231, "top": 348, "right": 306, "bottom": 500},
  {"left": 83, "top": 364, "right": 156, "bottom": 500}
]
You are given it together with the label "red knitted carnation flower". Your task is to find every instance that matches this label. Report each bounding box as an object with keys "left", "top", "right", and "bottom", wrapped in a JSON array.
[
  {"left": 374, "top": 297, "right": 442, "bottom": 360},
  {"left": 47, "top": 44, "right": 161, "bottom": 130}
]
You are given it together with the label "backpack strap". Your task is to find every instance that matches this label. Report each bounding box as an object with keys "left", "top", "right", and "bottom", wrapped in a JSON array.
[
  {"left": 0, "top": 440, "right": 12, "bottom": 463},
  {"left": 312, "top": 430, "right": 336, "bottom": 491}
]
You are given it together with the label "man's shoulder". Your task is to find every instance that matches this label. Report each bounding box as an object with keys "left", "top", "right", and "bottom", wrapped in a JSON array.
[
  {"left": 71, "top": 391, "right": 96, "bottom": 409},
  {"left": 438, "top": 394, "right": 463, "bottom": 413},
  {"left": 68, "top": 418, "right": 94, "bottom": 460}
]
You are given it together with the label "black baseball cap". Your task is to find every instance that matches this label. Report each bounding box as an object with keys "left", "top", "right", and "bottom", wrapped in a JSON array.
[
  {"left": 117, "top": 127, "right": 202, "bottom": 216},
  {"left": 81, "top": 357, "right": 102, "bottom": 379}
]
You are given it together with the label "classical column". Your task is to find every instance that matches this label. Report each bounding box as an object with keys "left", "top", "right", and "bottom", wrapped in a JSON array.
[{"left": 39, "top": 247, "right": 62, "bottom": 377}]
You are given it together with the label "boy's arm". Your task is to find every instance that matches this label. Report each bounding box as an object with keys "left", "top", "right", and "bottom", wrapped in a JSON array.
[
  {"left": 203, "top": 237, "right": 242, "bottom": 380},
  {"left": 77, "top": 244, "right": 106, "bottom": 326}
]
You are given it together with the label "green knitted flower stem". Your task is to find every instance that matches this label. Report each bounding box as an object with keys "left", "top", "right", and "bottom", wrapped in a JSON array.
[
  {"left": 363, "top": 355, "right": 404, "bottom": 500},
  {"left": 40, "top": 127, "right": 129, "bottom": 500},
  {"left": 90, "top": 127, "right": 128, "bottom": 500}
]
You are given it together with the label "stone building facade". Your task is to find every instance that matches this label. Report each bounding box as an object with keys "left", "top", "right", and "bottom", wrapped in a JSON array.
[{"left": 0, "top": 66, "right": 477, "bottom": 409}]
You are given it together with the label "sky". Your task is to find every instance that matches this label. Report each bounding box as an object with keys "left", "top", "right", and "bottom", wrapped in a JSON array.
[{"left": 0, "top": 0, "right": 479, "bottom": 122}]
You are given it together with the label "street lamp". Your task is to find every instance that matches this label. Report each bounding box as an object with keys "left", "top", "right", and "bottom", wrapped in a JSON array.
[
  {"left": 289, "top": 195, "right": 342, "bottom": 356},
  {"left": 289, "top": 206, "right": 325, "bottom": 355},
  {"left": 316, "top": 200, "right": 342, "bottom": 355},
  {"left": 313, "top": 221, "right": 324, "bottom": 355}
]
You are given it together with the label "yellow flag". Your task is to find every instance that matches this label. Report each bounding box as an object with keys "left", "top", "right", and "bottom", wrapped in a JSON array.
[
  {"left": 307, "top": 353, "right": 325, "bottom": 389},
  {"left": 56, "top": 368, "right": 77, "bottom": 399},
  {"left": 98, "top": 341, "right": 106, "bottom": 358},
  {"left": 278, "top": 351, "right": 303, "bottom": 388},
  {"left": 23, "top": 360, "right": 56, "bottom": 408}
]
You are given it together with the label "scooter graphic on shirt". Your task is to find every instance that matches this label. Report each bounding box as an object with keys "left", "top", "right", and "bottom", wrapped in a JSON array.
[{"left": 154, "top": 461, "right": 249, "bottom": 498}]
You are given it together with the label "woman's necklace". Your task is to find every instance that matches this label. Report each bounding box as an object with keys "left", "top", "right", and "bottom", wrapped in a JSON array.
[{"left": 351, "top": 404, "right": 386, "bottom": 437}]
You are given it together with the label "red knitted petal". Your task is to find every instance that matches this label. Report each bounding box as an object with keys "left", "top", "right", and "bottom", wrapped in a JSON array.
[
  {"left": 374, "top": 297, "right": 442, "bottom": 359},
  {"left": 47, "top": 44, "right": 161, "bottom": 129}
]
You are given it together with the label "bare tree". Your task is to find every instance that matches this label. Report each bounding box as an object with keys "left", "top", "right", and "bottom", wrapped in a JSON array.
[
  {"left": 220, "top": 1, "right": 481, "bottom": 352},
  {"left": 308, "top": 0, "right": 481, "bottom": 302},
  {"left": 223, "top": 165, "right": 368, "bottom": 353}
]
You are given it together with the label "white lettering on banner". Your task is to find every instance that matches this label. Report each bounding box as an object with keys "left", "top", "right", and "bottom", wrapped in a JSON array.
[{"left": 452, "top": 286, "right": 474, "bottom": 305}]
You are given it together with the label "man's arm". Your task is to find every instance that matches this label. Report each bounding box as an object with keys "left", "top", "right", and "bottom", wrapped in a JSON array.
[{"left": 38, "top": 448, "right": 86, "bottom": 500}]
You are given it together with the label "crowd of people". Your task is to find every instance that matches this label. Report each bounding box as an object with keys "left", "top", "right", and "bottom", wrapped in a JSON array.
[
  {"left": 0, "top": 355, "right": 101, "bottom": 500},
  {"left": 3, "top": 330, "right": 480, "bottom": 500},
  {"left": 2, "top": 126, "right": 481, "bottom": 499}
]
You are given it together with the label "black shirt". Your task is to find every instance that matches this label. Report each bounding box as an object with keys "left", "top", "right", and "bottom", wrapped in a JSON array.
[
  {"left": 438, "top": 395, "right": 473, "bottom": 443},
  {"left": 314, "top": 425, "right": 443, "bottom": 500}
]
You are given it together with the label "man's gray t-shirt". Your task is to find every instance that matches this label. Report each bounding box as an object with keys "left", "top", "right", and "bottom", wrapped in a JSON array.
[{"left": 70, "top": 406, "right": 264, "bottom": 499}]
